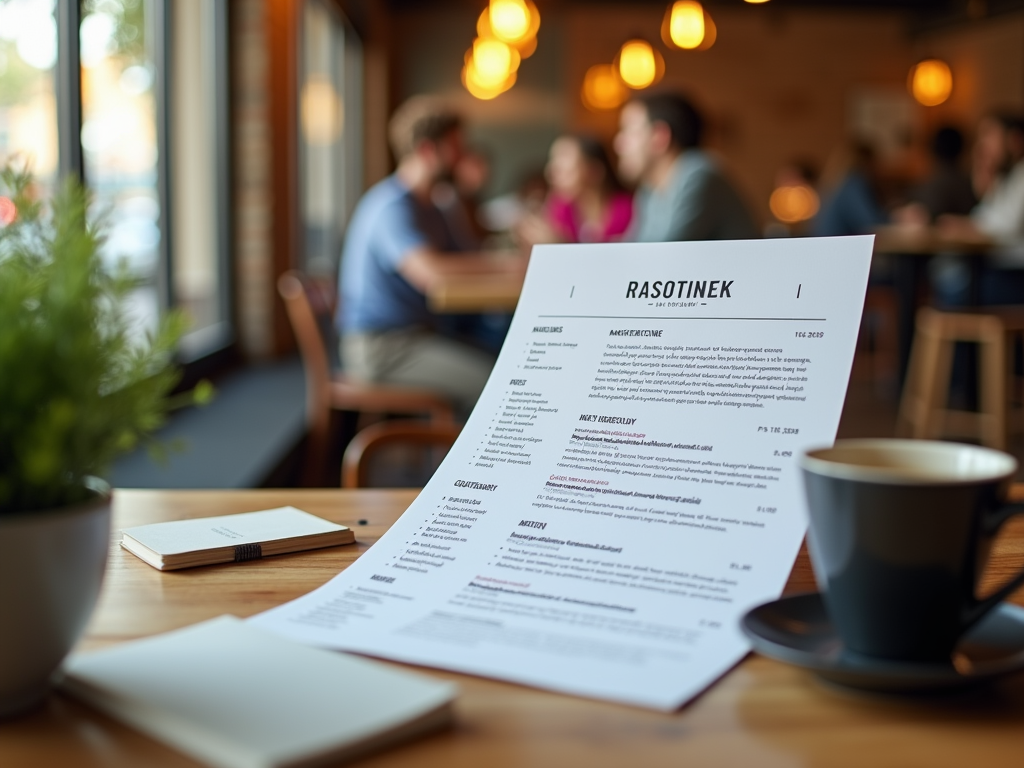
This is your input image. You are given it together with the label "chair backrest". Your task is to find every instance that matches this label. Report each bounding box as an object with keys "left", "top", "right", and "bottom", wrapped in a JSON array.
[
  {"left": 341, "top": 420, "right": 463, "bottom": 488},
  {"left": 278, "top": 271, "right": 331, "bottom": 426}
]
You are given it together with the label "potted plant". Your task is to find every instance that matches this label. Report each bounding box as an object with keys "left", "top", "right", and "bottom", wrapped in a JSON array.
[{"left": 0, "top": 167, "right": 192, "bottom": 717}]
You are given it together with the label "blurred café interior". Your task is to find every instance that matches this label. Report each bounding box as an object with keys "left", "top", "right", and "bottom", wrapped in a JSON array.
[{"left": 3, "top": 0, "right": 1024, "bottom": 488}]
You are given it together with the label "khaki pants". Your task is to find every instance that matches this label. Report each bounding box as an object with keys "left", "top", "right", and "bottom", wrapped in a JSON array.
[{"left": 342, "top": 328, "right": 495, "bottom": 417}]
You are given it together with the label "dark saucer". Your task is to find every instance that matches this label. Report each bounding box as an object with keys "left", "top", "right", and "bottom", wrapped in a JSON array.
[{"left": 741, "top": 592, "right": 1024, "bottom": 692}]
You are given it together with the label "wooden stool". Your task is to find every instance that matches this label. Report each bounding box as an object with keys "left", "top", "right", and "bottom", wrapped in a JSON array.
[{"left": 897, "top": 307, "right": 1024, "bottom": 450}]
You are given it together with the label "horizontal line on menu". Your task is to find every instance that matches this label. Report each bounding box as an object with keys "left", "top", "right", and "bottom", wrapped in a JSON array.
[{"left": 535, "top": 315, "right": 827, "bottom": 321}]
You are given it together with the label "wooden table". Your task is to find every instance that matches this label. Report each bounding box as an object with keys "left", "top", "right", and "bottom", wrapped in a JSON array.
[
  {"left": 425, "top": 230, "right": 1000, "bottom": 316},
  {"left": 874, "top": 225, "right": 999, "bottom": 384},
  {"left": 874, "top": 225, "right": 997, "bottom": 256},
  {"left": 423, "top": 230, "right": 1003, "bottom": 317},
  {"left": 5, "top": 487, "right": 1024, "bottom": 767},
  {"left": 422, "top": 254, "right": 526, "bottom": 313}
]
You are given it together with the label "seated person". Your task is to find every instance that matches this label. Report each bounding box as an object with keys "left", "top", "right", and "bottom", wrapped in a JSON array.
[
  {"left": 613, "top": 92, "right": 757, "bottom": 242},
  {"left": 937, "top": 112, "right": 1024, "bottom": 304},
  {"left": 516, "top": 135, "right": 632, "bottom": 245},
  {"left": 337, "top": 98, "right": 498, "bottom": 416},
  {"left": 908, "top": 126, "right": 976, "bottom": 221},
  {"left": 956, "top": 113, "right": 1024, "bottom": 247},
  {"left": 431, "top": 147, "right": 492, "bottom": 251},
  {"left": 812, "top": 141, "right": 888, "bottom": 237}
]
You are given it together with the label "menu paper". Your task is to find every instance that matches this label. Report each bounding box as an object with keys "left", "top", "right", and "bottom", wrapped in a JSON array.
[{"left": 253, "top": 237, "right": 873, "bottom": 710}]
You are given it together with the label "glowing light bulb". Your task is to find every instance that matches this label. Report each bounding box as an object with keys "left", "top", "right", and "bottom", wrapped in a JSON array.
[
  {"left": 581, "top": 64, "right": 628, "bottom": 111},
  {"left": 744, "top": 0, "right": 771, "bottom": 4},
  {"left": 668, "top": 1, "right": 704, "bottom": 49},
  {"left": 769, "top": 185, "right": 820, "bottom": 224},
  {"left": 617, "top": 40, "right": 663, "bottom": 90},
  {"left": 471, "top": 37, "right": 519, "bottom": 88},
  {"left": 909, "top": 59, "right": 952, "bottom": 107},
  {"left": 489, "top": 0, "right": 530, "bottom": 43},
  {"left": 478, "top": 2, "right": 540, "bottom": 55},
  {"left": 463, "top": 60, "right": 516, "bottom": 100}
]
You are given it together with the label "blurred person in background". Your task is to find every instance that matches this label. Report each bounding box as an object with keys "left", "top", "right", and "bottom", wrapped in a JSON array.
[
  {"left": 934, "top": 113, "right": 1024, "bottom": 305},
  {"left": 516, "top": 135, "right": 632, "bottom": 246},
  {"left": 337, "top": 97, "right": 498, "bottom": 416},
  {"left": 775, "top": 159, "right": 819, "bottom": 194},
  {"left": 812, "top": 140, "right": 888, "bottom": 237},
  {"left": 940, "top": 114, "right": 1024, "bottom": 250},
  {"left": 613, "top": 92, "right": 757, "bottom": 242},
  {"left": 905, "top": 126, "right": 976, "bottom": 222},
  {"left": 433, "top": 146, "right": 514, "bottom": 355},
  {"left": 432, "top": 146, "right": 492, "bottom": 250},
  {"left": 477, "top": 169, "right": 548, "bottom": 240}
]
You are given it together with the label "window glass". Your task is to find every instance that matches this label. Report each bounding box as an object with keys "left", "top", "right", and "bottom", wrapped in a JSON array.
[
  {"left": 80, "top": 0, "right": 161, "bottom": 337},
  {"left": 0, "top": 0, "right": 59, "bottom": 202},
  {"left": 300, "top": 0, "right": 362, "bottom": 277}
]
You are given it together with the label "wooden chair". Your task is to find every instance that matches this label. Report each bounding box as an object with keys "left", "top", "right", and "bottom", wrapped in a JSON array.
[
  {"left": 896, "top": 306, "right": 1024, "bottom": 450},
  {"left": 341, "top": 419, "right": 462, "bottom": 488},
  {"left": 277, "top": 271, "right": 454, "bottom": 485}
]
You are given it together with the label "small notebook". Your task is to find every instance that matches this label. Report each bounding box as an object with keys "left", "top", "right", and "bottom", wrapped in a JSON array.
[
  {"left": 121, "top": 507, "right": 355, "bottom": 570},
  {"left": 61, "top": 616, "right": 457, "bottom": 768}
]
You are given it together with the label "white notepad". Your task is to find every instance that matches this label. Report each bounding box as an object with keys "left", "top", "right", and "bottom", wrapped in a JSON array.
[
  {"left": 61, "top": 616, "right": 457, "bottom": 768},
  {"left": 121, "top": 507, "right": 354, "bottom": 570}
]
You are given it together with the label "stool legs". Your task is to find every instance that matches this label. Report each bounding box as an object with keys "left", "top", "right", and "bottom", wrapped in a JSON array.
[
  {"left": 978, "top": 318, "right": 1006, "bottom": 450},
  {"left": 897, "top": 308, "right": 1008, "bottom": 450}
]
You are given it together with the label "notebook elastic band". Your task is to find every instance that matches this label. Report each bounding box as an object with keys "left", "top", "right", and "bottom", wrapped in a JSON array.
[{"left": 234, "top": 543, "right": 263, "bottom": 562}]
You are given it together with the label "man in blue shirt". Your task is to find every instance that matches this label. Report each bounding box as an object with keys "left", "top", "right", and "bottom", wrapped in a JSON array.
[
  {"left": 338, "top": 98, "right": 496, "bottom": 415},
  {"left": 614, "top": 93, "right": 757, "bottom": 242}
]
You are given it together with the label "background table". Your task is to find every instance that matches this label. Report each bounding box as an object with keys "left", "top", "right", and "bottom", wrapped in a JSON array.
[
  {"left": 421, "top": 254, "right": 525, "bottom": 313},
  {"left": 4, "top": 488, "right": 1024, "bottom": 767},
  {"left": 873, "top": 225, "right": 998, "bottom": 384}
]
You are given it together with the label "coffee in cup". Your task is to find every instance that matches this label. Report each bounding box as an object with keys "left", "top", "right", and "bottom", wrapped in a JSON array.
[{"left": 800, "top": 439, "right": 1024, "bottom": 663}]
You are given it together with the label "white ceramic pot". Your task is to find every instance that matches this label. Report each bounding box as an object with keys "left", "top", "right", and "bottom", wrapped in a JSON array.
[{"left": 0, "top": 491, "right": 111, "bottom": 718}]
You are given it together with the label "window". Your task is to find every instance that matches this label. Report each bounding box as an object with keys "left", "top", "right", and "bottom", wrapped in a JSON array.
[
  {"left": 80, "top": 0, "right": 162, "bottom": 338},
  {"left": 299, "top": 0, "right": 362, "bottom": 277},
  {"left": 2, "top": 0, "right": 234, "bottom": 363},
  {"left": 0, "top": 0, "right": 60, "bottom": 202}
]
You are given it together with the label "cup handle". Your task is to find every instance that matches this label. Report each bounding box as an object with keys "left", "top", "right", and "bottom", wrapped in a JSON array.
[{"left": 963, "top": 500, "right": 1024, "bottom": 628}]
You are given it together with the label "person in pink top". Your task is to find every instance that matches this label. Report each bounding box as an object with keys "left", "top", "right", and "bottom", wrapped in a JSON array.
[{"left": 517, "top": 135, "right": 633, "bottom": 245}]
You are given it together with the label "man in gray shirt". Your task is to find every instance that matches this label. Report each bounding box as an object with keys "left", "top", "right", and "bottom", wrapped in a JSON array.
[{"left": 614, "top": 93, "right": 757, "bottom": 242}]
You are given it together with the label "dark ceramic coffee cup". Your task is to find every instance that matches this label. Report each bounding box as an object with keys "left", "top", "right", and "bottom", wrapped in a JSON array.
[{"left": 800, "top": 439, "right": 1024, "bottom": 663}]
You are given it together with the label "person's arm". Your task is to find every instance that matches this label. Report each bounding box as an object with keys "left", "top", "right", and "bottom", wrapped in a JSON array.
[
  {"left": 398, "top": 247, "right": 525, "bottom": 295},
  {"left": 377, "top": 198, "right": 520, "bottom": 295},
  {"left": 396, "top": 248, "right": 447, "bottom": 293}
]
